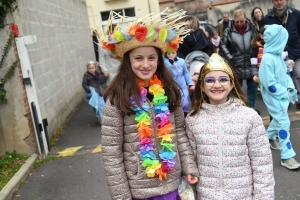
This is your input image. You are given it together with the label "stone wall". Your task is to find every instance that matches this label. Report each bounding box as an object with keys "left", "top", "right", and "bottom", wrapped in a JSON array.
[
  {"left": 0, "top": 24, "right": 34, "bottom": 155},
  {"left": 0, "top": 0, "right": 94, "bottom": 155}
]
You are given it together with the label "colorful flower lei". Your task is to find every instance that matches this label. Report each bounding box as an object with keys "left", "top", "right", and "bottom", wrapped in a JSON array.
[{"left": 130, "top": 75, "right": 176, "bottom": 180}]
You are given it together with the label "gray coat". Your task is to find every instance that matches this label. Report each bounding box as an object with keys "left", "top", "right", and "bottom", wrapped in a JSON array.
[
  {"left": 82, "top": 71, "right": 107, "bottom": 96},
  {"left": 99, "top": 47, "right": 121, "bottom": 88},
  {"left": 219, "top": 19, "right": 258, "bottom": 79},
  {"left": 101, "top": 100, "right": 199, "bottom": 200}
]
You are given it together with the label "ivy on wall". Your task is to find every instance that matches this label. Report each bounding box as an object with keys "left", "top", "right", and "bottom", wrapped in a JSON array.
[
  {"left": 0, "top": 0, "right": 18, "bottom": 28},
  {"left": 0, "top": 0, "right": 19, "bottom": 103},
  {"left": 0, "top": 33, "right": 19, "bottom": 103}
]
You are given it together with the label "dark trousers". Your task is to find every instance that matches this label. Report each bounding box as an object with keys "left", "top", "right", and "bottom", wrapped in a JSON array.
[{"left": 238, "top": 78, "right": 256, "bottom": 108}]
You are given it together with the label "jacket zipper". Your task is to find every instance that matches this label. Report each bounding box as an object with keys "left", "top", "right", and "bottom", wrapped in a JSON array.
[{"left": 217, "top": 106, "right": 224, "bottom": 199}]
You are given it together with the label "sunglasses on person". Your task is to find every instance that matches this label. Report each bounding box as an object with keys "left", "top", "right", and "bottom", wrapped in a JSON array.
[{"left": 234, "top": 20, "right": 245, "bottom": 24}]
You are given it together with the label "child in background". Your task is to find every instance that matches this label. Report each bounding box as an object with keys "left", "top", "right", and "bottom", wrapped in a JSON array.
[
  {"left": 186, "top": 53, "right": 275, "bottom": 199},
  {"left": 98, "top": 10, "right": 199, "bottom": 200},
  {"left": 185, "top": 51, "right": 210, "bottom": 102},
  {"left": 251, "top": 26, "right": 294, "bottom": 84},
  {"left": 259, "top": 24, "right": 300, "bottom": 169},
  {"left": 210, "top": 30, "right": 220, "bottom": 53},
  {"left": 82, "top": 60, "right": 108, "bottom": 123},
  {"left": 164, "top": 51, "right": 194, "bottom": 117}
]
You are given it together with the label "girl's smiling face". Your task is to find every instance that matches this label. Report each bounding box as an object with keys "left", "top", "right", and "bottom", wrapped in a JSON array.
[
  {"left": 129, "top": 46, "right": 158, "bottom": 86},
  {"left": 88, "top": 64, "right": 96, "bottom": 74},
  {"left": 166, "top": 52, "right": 177, "bottom": 60},
  {"left": 201, "top": 71, "right": 233, "bottom": 105}
]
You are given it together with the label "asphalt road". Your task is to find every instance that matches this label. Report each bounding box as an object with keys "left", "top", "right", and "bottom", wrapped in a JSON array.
[{"left": 12, "top": 93, "right": 300, "bottom": 200}]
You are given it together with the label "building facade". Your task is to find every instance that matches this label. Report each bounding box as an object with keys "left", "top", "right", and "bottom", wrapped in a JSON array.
[{"left": 86, "top": 0, "right": 160, "bottom": 31}]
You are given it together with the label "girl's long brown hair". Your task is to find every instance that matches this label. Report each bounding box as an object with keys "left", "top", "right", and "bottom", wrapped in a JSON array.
[
  {"left": 104, "top": 47, "right": 182, "bottom": 115},
  {"left": 190, "top": 64, "right": 248, "bottom": 116}
]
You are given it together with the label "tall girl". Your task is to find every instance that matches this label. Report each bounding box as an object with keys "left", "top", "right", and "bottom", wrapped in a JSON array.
[{"left": 97, "top": 10, "right": 199, "bottom": 200}]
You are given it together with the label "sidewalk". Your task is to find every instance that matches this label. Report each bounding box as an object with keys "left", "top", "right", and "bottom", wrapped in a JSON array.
[{"left": 1, "top": 100, "right": 300, "bottom": 200}]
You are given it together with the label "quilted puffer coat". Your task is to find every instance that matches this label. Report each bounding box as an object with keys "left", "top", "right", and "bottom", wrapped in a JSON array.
[
  {"left": 101, "top": 100, "right": 199, "bottom": 200},
  {"left": 219, "top": 19, "right": 258, "bottom": 80},
  {"left": 185, "top": 98, "right": 275, "bottom": 200}
]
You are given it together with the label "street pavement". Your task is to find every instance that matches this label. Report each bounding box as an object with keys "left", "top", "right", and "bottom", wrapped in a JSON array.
[{"left": 12, "top": 90, "right": 300, "bottom": 200}]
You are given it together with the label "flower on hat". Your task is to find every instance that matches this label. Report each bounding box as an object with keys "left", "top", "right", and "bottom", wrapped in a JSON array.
[{"left": 93, "top": 8, "right": 190, "bottom": 61}]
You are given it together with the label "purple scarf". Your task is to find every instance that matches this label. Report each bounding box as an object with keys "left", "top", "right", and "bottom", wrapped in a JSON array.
[{"left": 89, "top": 71, "right": 100, "bottom": 80}]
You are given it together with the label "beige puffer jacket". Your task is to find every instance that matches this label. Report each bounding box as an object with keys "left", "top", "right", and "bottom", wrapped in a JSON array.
[
  {"left": 186, "top": 98, "right": 275, "bottom": 200},
  {"left": 101, "top": 100, "right": 199, "bottom": 200}
]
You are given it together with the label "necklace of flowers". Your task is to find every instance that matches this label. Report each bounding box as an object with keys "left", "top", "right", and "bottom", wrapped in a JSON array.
[{"left": 130, "top": 75, "right": 176, "bottom": 180}]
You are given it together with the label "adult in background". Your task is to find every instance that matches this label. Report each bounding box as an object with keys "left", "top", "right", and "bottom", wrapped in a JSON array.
[
  {"left": 178, "top": 16, "right": 209, "bottom": 59},
  {"left": 260, "top": 0, "right": 300, "bottom": 109},
  {"left": 92, "top": 31, "right": 99, "bottom": 62},
  {"left": 219, "top": 9, "right": 259, "bottom": 113},
  {"left": 99, "top": 46, "right": 119, "bottom": 88},
  {"left": 216, "top": 12, "right": 230, "bottom": 38},
  {"left": 251, "top": 7, "right": 264, "bottom": 31},
  {"left": 98, "top": 24, "right": 120, "bottom": 88}
]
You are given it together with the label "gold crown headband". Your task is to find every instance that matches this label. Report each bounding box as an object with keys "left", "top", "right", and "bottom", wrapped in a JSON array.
[
  {"left": 93, "top": 9, "right": 190, "bottom": 61},
  {"left": 199, "top": 53, "right": 246, "bottom": 106}
]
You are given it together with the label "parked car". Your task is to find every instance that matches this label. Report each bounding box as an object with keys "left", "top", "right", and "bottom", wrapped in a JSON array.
[{"left": 200, "top": 21, "right": 216, "bottom": 34}]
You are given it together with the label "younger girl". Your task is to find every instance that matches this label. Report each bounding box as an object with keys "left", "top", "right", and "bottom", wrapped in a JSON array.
[
  {"left": 98, "top": 10, "right": 199, "bottom": 200},
  {"left": 82, "top": 60, "right": 108, "bottom": 122},
  {"left": 210, "top": 30, "right": 220, "bottom": 53},
  {"left": 164, "top": 51, "right": 194, "bottom": 117},
  {"left": 186, "top": 53, "right": 275, "bottom": 199}
]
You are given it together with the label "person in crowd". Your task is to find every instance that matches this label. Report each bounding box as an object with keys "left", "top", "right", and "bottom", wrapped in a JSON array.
[
  {"left": 186, "top": 53, "right": 275, "bottom": 199},
  {"left": 99, "top": 10, "right": 199, "bottom": 200},
  {"left": 92, "top": 31, "right": 99, "bottom": 62},
  {"left": 185, "top": 51, "right": 210, "bottom": 102},
  {"left": 204, "top": 31, "right": 215, "bottom": 56},
  {"left": 216, "top": 12, "right": 230, "bottom": 38},
  {"left": 178, "top": 16, "right": 209, "bottom": 58},
  {"left": 82, "top": 60, "right": 108, "bottom": 123},
  {"left": 98, "top": 46, "right": 117, "bottom": 88},
  {"left": 210, "top": 30, "right": 220, "bottom": 53},
  {"left": 259, "top": 24, "right": 300, "bottom": 169},
  {"left": 260, "top": 0, "right": 300, "bottom": 109},
  {"left": 97, "top": 24, "right": 118, "bottom": 88},
  {"left": 164, "top": 51, "right": 195, "bottom": 117},
  {"left": 251, "top": 7, "right": 264, "bottom": 31},
  {"left": 219, "top": 9, "right": 259, "bottom": 113}
]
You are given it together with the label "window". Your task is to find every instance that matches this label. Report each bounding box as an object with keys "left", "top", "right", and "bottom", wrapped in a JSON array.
[
  {"left": 100, "top": 7, "right": 136, "bottom": 31},
  {"left": 100, "top": 8, "right": 135, "bottom": 21}
]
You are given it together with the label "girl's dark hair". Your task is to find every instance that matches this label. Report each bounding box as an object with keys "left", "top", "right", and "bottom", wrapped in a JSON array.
[
  {"left": 104, "top": 47, "right": 182, "bottom": 115},
  {"left": 190, "top": 63, "right": 248, "bottom": 116},
  {"left": 258, "top": 26, "right": 266, "bottom": 34}
]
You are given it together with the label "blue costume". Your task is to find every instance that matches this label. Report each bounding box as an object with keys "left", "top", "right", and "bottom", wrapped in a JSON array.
[
  {"left": 259, "top": 24, "right": 298, "bottom": 160},
  {"left": 164, "top": 57, "right": 194, "bottom": 113}
]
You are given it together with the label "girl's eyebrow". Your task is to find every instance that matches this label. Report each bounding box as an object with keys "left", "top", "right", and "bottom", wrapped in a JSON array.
[
  {"left": 205, "top": 76, "right": 229, "bottom": 79},
  {"left": 219, "top": 76, "right": 229, "bottom": 78}
]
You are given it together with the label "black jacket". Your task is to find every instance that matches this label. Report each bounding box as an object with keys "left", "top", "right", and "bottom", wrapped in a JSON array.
[
  {"left": 219, "top": 19, "right": 258, "bottom": 79},
  {"left": 178, "top": 29, "right": 209, "bottom": 58},
  {"left": 260, "top": 7, "right": 300, "bottom": 61},
  {"left": 82, "top": 71, "right": 107, "bottom": 96}
]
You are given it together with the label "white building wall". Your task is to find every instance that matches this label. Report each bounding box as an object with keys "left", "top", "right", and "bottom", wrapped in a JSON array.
[{"left": 86, "top": 0, "right": 160, "bottom": 30}]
